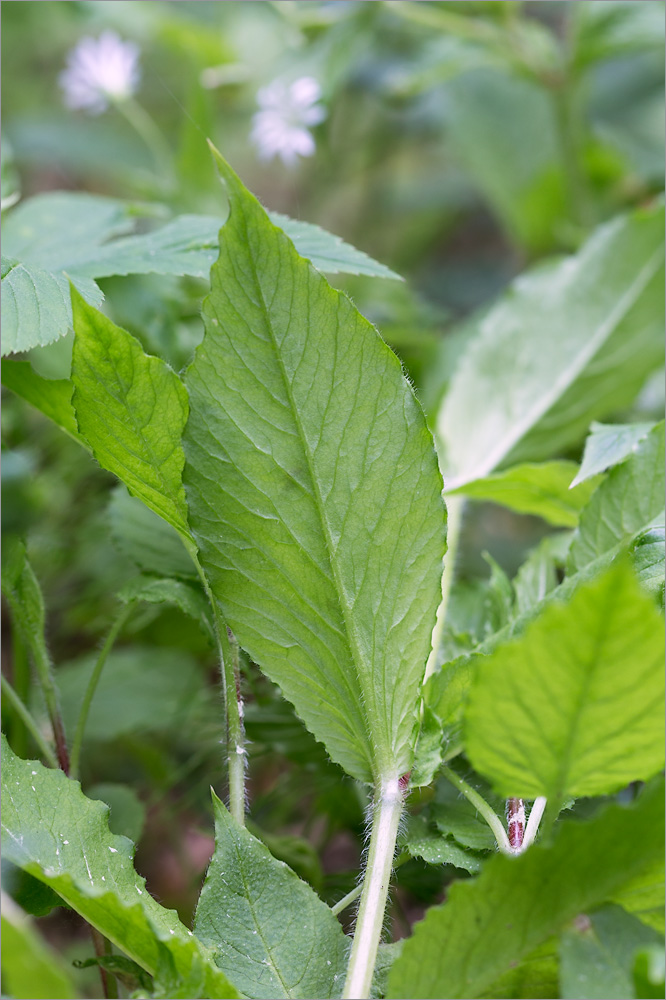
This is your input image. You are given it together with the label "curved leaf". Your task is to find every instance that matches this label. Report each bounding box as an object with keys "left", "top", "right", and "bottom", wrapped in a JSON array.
[{"left": 183, "top": 152, "right": 445, "bottom": 783}]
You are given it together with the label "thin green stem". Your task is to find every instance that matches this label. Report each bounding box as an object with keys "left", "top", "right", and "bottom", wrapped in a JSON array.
[
  {"left": 1, "top": 676, "right": 58, "bottom": 768},
  {"left": 342, "top": 777, "right": 404, "bottom": 999},
  {"left": 114, "top": 96, "right": 174, "bottom": 188},
  {"left": 9, "top": 627, "right": 30, "bottom": 758},
  {"left": 70, "top": 604, "right": 134, "bottom": 780},
  {"left": 441, "top": 765, "right": 512, "bottom": 855},
  {"left": 424, "top": 495, "right": 465, "bottom": 685},
  {"left": 188, "top": 542, "right": 247, "bottom": 826}
]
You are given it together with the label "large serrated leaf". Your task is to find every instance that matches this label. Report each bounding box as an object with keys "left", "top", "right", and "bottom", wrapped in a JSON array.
[
  {"left": 464, "top": 561, "right": 665, "bottom": 801},
  {"left": 182, "top": 152, "right": 445, "bottom": 783},
  {"left": 0, "top": 739, "right": 239, "bottom": 999},
  {"left": 438, "top": 204, "right": 665, "bottom": 487},
  {"left": 386, "top": 779, "right": 665, "bottom": 999},
  {"left": 568, "top": 421, "right": 665, "bottom": 573},
  {"left": 194, "top": 793, "right": 348, "bottom": 999},
  {"left": 71, "top": 288, "right": 190, "bottom": 537}
]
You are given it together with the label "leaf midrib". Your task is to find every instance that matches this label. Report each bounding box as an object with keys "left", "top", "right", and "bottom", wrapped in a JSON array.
[
  {"left": 241, "top": 213, "right": 376, "bottom": 778},
  {"left": 447, "top": 242, "right": 665, "bottom": 488}
]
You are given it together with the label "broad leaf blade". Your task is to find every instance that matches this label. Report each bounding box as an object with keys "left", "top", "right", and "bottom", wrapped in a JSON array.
[
  {"left": 71, "top": 289, "right": 190, "bottom": 537},
  {"left": 1, "top": 359, "right": 86, "bottom": 447},
  {"left": 439, "top": 204, "right": 665, "bottom": 487},
  {"left": 183, "top": 152, "right": 445, "bottom": 782},
  {"left": 568, "top": 422, "right": 665, "bottom": 573},
  {"left": 194, "top": 794, "right": 347, "bottom": 999},
  {"left": 464, "top": 561, "right": 665, "bottom": 801},
  {"left": 570, "top": 420, "right": 655, "bottom": 487},
  {"left": 270, "top": 212, "right": 402, "bottom": 279},
  {"left": 447, "top": 461, "right": 599, "bottom": 527},
  {"left": 0, "top": 739, "right": 239, "bottom": 999},
  {"left": 386, "top": 779, "right": 665, "bottom": 999},
  {"left": 1, "top": 895, "right": 79, "bottom": 1000}
]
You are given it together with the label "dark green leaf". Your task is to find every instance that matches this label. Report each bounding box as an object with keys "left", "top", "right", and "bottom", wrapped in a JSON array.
[
  {"left": 402, "top": 816, "right": 483, "bottom": 874},
  {"left": 183, "top": 151, "right": 445, "bottom": 783},
  {"left": 194, "top": 793, "right": 348, "bottom": 999},
  {"left": 386, "top": 780, "right": 665, "bottom": 999}
]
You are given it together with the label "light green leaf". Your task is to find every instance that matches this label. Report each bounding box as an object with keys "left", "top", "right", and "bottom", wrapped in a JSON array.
[
  {"left": 1, "top": 359, "right": 85, "bottom": 447},
  {"left": 464, "top": 561, "right": 665, "bottom": 801},
  {"left": 447, "top": 461, "right": 600, "bottom": 527},
  {"left": 71, "top": 288, "right": 190, "bottom": 537},
  {"left": 183, "top": 151, "right": 446, "bottom": 783},
  {"left": 410, "top": 706, "right": 444, "bottom": 788},
  {"left": 53, "top": 646, "right": 206, "bottom": 744},
  {"left": 386, "top": 779, "right": 665, "bottom": 1000},
  {"left": 512, "top": 533, "right": 572, "bottom": 617},
  {"left": 1, "top": 893, "right": 79, "bottom": 999},
  {"left": 402, "top": 817, "right": 482, "bottom": 874},
  {"left": 194, "top": 793, "right": 348, "bottom": 999},
  {"left": 0, "top": 739, "right": 239, "bottom": 999},
  {"left": 1, "top": 256, "right": 103, "bottom": 356},
  {"left": 568, "top": 422, "right": 665, "bottom": 573},
  {"left": 570, "top": 421, "right": 655, "bottom": 487},
  {"left": 609, "top": 862, "right": 666, "bottom": 934},
  {"left": 108, "top": 486, "right": 195, "bottom": 580},
  {"left": 559, "top": 905, "right": 661, "bottom": 1000},
  {"left": 438, "top": 205, "right": 665, "bottom": 488}
]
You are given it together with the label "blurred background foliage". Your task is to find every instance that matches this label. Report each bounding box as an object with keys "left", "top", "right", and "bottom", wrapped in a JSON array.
[{"left": 1, "top": 2, "right": 664, "bottom": 993}]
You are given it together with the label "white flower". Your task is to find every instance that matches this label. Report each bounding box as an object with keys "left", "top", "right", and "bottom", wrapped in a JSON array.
[
  {"left": 60, "top": 31, "right": 140, "bottom": 115},
  {"left": 250, "top": 76, "right": 326, "bottom": 167}
]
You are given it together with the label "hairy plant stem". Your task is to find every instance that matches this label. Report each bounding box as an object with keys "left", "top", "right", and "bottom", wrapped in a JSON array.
[
  {"left": 332, "top": 852, "right": 409, "bottom": 917},
  {"left": 189, "top": 544, "right": 247, "bottom": 826},
  {"left": 424, "top": 495, "right": 465, "bottom": 685},
  {"left": 70, "top": 604, "right": 134, "bottom": 781},
  {"left": 441, "top": 765, "right": 512, "bottom": 855},
  {"left": 342, "top": 777, "right": 404, "bottom": 1000},
  {"left": 1, "top": 676, "right": 58, "bottom": 768}
]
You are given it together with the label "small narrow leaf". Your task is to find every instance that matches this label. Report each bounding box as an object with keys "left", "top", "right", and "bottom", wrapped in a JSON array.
[
  {"left": 183, "top": 151, "right": 445, "bottom": 782},
  {"left": 194, "top": 793, "right": 348, "bottom": 999},
  {"left": 464, "top": 561, "right": 665, "bottom": 801},
  {"left": 387, "top": 780, "right": 665, "bottom": 999},
  {"left": 570, "top": 420, "right": 655, "bottom": 487},
  {"left": 568, "top": 421, "right": 665, "bottom": 573},
  {"left": 71, "top": 288, "right": 190, "bottom": 536},
  {"left": 446, "top": 461, "right": 599, "bottom": 526},
  {"left": 0, "top": 739, "right": 239, "bottom": 999},
  {"left": 439, "top": 204, "right": 665, "bottom": 487}
]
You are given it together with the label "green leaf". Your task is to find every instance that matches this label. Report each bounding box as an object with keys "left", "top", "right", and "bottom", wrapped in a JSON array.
[
  {"left": 386, "top": 779, "right": 665, "bottom": 1000},
  {"left": 438, "top": 205, "right": 665, "bottom": 488},
  {"left": 568, "top": 422, "right": 665, "bottom": 574},
  {"left": 1, "top": 255, "right": 103, "bottom": 356},
  {"left": 464, "top": 561, "right": 665, "bottom": 801},
  {"left": 193, "top": 793, "right": 348, "bottom": 999},
  {"left": 410, "top": 706, "right": 444, "bottom": 788},
  {"left": 570, "top": 421, "right": 655, "bottom": 487},
  {"left": 53, "top": 646, "right": 206, "bottom": 744},
  {"left": 0, "top": 739, "right": 239, "bottom": 999},
  {"left": 269, "top": 212, "right": 401, "bottom": 279},
  {"left": 431, "top": 780, "right": 496, "bottom": 852},
  {"left": 108, "top": 486, "right": 196, "bottom": 580},
  {"left": 1, "top": 359, "right": 86, "bottom": 447},
  {"left": 513, "top": 533, "right": 572, "bottom": 617},
  {"left": 183, "top": 151, "right": 446, "bottom": 783},
  {"left": 630, "top": 527, "right": 665, "bottom": 607},
  {"left": 1, "top": 894, "right": 79, "bottom": 999},
  {"left": 1, "top": 538, "right": 46, "bottom": 653},
  {"left": 559, "top": 905, "right": 661, "bottom": 1000},
  {"left": 117, "top": 575, "right": 211, "bottom": 631},
  {"left": 447, "top": 461, "right": 600, "bottom": 527},
  {"left": 86, "top": 783, "right": 147, "bottom": 844},
  {"left": 71, "top": 289, "right": 190, "bottom": 537},
  {"left": 402, "top": 817, "right": 482, "bottom": 874},
  {"left": 608, "top": 862, "right": 666, "bottom": 934}
]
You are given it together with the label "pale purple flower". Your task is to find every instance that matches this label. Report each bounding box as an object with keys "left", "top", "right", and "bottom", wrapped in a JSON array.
[
  {"left": 250, "top": 76, "right": 327, "bottom": 167},
  {"left": 60, "top": 31, "right": 140, "bottom": 115}
]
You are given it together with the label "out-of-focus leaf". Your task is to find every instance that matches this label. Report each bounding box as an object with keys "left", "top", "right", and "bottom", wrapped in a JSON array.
[
  {"left": 194, "top": 793, "right": 348, "bottom": 999},
  {"left": 512, "top": 533, "right": 572, "bottom": 617},
  {"left": 559, "top": 905, "right": 661, "bottom": 1000},
  {"left": 386, "top": 780, "right": 665, "bottom": 999},
  {"left": 465, "top": 561, "right": 665, "bottom": 801},
  {"left": 118, "top": 576, "right": 212, "bottom": 634},
  {"left": 108, "top": 486, "right": 196, "bottom": 580},
  {"left": 447, "top": 461, "right": 600, "bottom": 526},
  {"left": 1, "top": 360, "right": 85, "bottom": 447},
  {"left": 0, "top": 739, "right": 239, "bottom": 999},
  {"left": 570, "top": 421, "right": 655, "bottom": 487},
  {"left": 402, "top": 817, "right": 482, "bottom": 874},
  {"left": 438, "top": 205, "right": 665, "bottom": 488},
  {"left": 431, "top": 780, "right": 496, "bottom": 853},
  {"left": 568, "top": 422, "right": 665, "bottom": 573},
  {"left": 71, "top": 290, "right": 190, "bottom": 537},
  {"left": 1, "top": 893, "right": 79, "bottom": 999},
  {"left": 86, "top": 783, "right": 147, "bottom": 844}
]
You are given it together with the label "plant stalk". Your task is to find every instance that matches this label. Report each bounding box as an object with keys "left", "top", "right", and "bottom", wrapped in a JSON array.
[
  {"left": 441, "top": 765, "right": 512, "bottom": 855},
  {"left": 1, "top": 676, "right": 58, "bottom": 768},
  {"left": 424, "top": 495, "right": 464, "bottom": 685},
  {"left": 342, "top": 776, "right": 404, "bottom": 999},
  {"left": 70, "top": 604, "right": 134, "bottom": 781}
]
